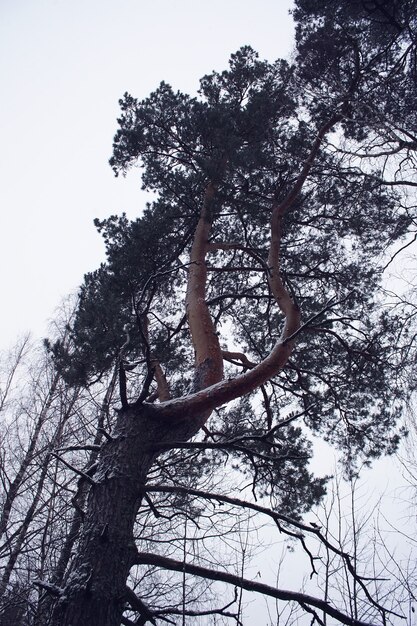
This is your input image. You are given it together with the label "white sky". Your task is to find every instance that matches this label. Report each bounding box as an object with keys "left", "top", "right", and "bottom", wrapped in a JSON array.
[{"left": 0, "top": 0, "right": 294, "bottom": 350}]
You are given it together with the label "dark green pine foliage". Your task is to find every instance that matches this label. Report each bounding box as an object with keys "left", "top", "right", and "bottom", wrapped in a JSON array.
[
  {"left": 51, "top": 40, "right": 414, "bottom": 516},
  {"left": 289, "top": 0, "right": 417, "bottom": 460},
  {"left": 293, "top": 0, "right": 417, "bottom": 137}
]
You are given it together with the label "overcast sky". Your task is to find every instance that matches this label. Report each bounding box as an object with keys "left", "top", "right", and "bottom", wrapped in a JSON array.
[{"left": 0, "top": 0, "right": 294, "bottom": 350}]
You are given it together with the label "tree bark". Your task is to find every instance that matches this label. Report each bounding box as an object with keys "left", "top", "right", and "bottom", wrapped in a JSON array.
[
  {"left": 185, "top": 179, "right": 224, "bottom": 391},
  {"left": 49, "top": 406, "right": 203, "bottom": 626},
  {"left": 34, "top": 370, "right": 118, "bottom": 626}
]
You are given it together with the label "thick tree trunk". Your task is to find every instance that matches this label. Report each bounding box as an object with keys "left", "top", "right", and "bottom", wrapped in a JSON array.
[
  {"left": 49, "top": 404, "right": 200, "bottom": 626},
  {"left": 35, "top": 372, "right": 117, "bottom": 626},
  {"left": 49, "top": 178, "right": 225, "bottom": 626}
]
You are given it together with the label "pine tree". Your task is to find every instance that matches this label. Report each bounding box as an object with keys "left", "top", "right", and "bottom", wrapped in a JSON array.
[{"left": 38, "top": 2, "right": 417, "bottom": 624}]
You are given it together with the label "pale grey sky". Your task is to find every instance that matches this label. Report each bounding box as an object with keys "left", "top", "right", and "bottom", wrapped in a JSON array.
[{"left": 0, "top": 0, "right": 294, "bottom": 349}]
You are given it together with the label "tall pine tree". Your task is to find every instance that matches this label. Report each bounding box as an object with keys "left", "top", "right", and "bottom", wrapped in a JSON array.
[{"left": 39, "top": 2, "right": 417, "bottom": 624}]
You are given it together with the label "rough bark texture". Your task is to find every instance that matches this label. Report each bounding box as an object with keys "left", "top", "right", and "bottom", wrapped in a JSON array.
[
  {"left": 49, "top": 406, "right": 205, "bottom": 626},
  {"left": 50, "top": 410, "right": 148, "bottom": 625}
]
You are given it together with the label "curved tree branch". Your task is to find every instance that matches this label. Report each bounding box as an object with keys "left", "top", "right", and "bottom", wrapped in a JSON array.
[
  {"left": 185, "top": 180, "right": 224, "bottom": 393},
  {"left": 134, "top": 551, "right": 378, "bottom": 626},
  {"left": 151, "top": 115, "right": 341, "bottom": 422},
  {"left": 141, "top": 484, "right": 397, "bottom": 617}
]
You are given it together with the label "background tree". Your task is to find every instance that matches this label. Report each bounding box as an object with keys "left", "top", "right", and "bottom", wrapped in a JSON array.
[{"left": 2, "top": 1, "right": 416, "bottom": 625}]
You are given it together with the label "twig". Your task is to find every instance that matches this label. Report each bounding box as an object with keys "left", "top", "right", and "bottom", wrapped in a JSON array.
[
  {"left": 33, "top": 580, "right": 61, "bottom": 597},
  {"left": 125, "top": 586, "right": 158, "bottom": 625},
  {"left": 135, "top": 367, "right": 155, "bottom": 405},
  {"left": 52, "top": 454, "right": 96, "bottom": 485},
  {"left": 282, "top": 292, "right": 354, "bottom": 346},
  {"left": 56, "top": 445, "right": 101, "bottom": 453},
  {"left": 98, "top": 427, "right": 113, "bottom": 441},
  {"left": 134, "top": 551, "right": 378, "bottom": 626}
]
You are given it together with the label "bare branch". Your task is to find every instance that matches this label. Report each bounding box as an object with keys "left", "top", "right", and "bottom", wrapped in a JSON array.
[
  {"left": 125, "top": 586, "right": 157, "bottom": 625},
  {"left": 141, "top": 484, "right": 398, "bottom": 618},
  {"left": 33, "top": 579, "right": 62, "bottom": 597},
  {"left": 51, "top": 454, "right": 96, "bottom": 485},
  {"left": 134, "top": 551, "right": 378, "bottom": 626}
]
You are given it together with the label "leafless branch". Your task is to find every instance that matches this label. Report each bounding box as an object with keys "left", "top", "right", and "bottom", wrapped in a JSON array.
[{"left": 134, "top": 551, "right": 379, "bottom": 626}]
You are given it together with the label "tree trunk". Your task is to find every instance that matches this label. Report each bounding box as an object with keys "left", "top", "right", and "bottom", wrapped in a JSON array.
[
  {"left": 35, "top": 372, "right": 117, "bottom": 626},
  {"left": 49, "top": 404, "right": 200, "bottom": 626}
]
